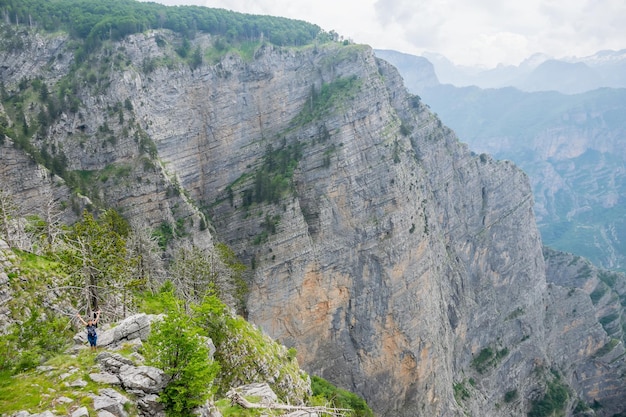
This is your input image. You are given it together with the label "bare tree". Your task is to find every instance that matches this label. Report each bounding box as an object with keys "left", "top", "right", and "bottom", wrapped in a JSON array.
[
  {"left": 0, "top": 188, "right": 23, "bottom": 247},
  {"left": 168, "top": 241, "right": 246, "bottom": 311},
  {"left": 127, "top": 218, "right": 166, "bottom": 292},
  {"left": 169, "top": 242, "right": 216, "bottom": 306}
]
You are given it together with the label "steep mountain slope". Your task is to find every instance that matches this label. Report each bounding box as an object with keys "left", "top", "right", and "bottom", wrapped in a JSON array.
[
  {"left": 377, "top": 50, "right": 626, "bottom": 273},
  {"left": 418, "top": 86, "right": 626, "bottom": 273},
  {"left": 1, "top": 15, "right": 625, "bottom": 417}
]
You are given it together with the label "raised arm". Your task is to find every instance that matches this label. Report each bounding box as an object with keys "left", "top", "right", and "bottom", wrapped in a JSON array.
[
  {"left": 94, "top": 310, "right": 101, "bottom": 324},
  {"left": 76, "top": 313, "right": 87, "bottom": 326}
]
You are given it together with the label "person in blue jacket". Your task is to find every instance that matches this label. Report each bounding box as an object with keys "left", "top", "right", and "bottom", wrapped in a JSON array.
[{"left": 77, "top": 310, "right": 101, "bottom": 351}]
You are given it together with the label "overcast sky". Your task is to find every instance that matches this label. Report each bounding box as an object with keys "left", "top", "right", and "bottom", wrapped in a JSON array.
[{"left": 141, "top": 0, "right": 626, "bottom": 68}]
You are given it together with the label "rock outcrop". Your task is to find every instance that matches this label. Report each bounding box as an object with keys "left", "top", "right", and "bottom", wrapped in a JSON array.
[
  {"left": 74, "top": 313, "right": 160, "bottom": 350},
  {"left": 1, "top": 23, "right": 625, "bottom": 417}
]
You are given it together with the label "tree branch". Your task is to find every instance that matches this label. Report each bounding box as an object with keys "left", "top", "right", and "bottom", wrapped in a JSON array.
[{"left": 228, "top": 391, "right": 352, "bottom": 417}]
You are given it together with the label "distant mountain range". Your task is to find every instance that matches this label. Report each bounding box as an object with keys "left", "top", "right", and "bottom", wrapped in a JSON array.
[
  {"left": 391, "top": 49, "right": 626, "bottom": 94},
  {"left": 375, "top": 48, "right": 626, "bottom": 272}
]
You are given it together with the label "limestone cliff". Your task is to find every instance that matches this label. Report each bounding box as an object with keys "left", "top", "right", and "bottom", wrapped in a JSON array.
[{"left": 1, "top": 24, "right": 625, "bottom": 416}]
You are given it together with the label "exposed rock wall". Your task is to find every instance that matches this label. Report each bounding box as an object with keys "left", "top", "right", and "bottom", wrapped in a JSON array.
[{"left": 0, "top": 26, "right": 624, "bottom": 416}]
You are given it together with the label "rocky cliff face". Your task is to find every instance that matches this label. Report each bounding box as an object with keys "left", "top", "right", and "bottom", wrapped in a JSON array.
[{"left": 1, "top": 26, "right": 625, "bottom": 416}]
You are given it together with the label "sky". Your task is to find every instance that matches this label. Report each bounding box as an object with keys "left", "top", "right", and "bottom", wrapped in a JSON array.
[{"left": 139, "top": 0, "right": 626, "bottom": 68}]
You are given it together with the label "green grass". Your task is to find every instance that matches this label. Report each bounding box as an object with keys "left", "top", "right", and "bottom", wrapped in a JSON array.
[
  {"left": 215, "top": 398, "right": 265, "bottom": 417},
  {"left": 0, "top": 350, "right": 101, "bottom": 416}
]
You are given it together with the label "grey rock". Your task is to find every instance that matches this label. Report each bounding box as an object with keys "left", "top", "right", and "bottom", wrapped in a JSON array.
[
  {"left": 96, "top": 411, "right": 117, "bottom": 417},
  {"left": 113, "top": 338, "right": 143, "bottom": 353},
  {"left": 78, "top": 314, "right": 160, "bottom": 349},
  {"left": 96, "top": 352, "right": 135, "bottom": 373},
  {"left": 99, "top": 388, "right": 131, "bottom": 406},
  {"left": 129, "top": 352, "right": 145, "bottom": 364},
  {"left": 68, "top": 379, "right": 87, "bottom": 388},
  {"left": 92, "top": 396, "right": 127, "bottom": 417},
  {"left": 89, "top": 373, "right": 121, "bottom": 385},
  {"left": 55, "top": 396, "right": 73, "bottom": 404},
  {"left": 71, "top": 407, "right": 89, "bottom": 417},
  {"left": 137, "top": 394, "right": 165, "bottom": 417},
  {"left": 193, "top": 400, "right": 221, "bottom": 417},
  {"left": 118, "top": 366, "right": 166, "bottom": 395},
  {"left": 98, "top": 314, "right": 160, "bottom": 348}
]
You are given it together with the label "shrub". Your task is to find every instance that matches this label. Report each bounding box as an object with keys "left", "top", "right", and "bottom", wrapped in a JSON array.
[
  {"left": 311, "top": 375, "right": 373, "bottom": 417},
  {"left": 471, "top": 346, "right": 509, "bottom": 374},
  {"left": 453, "top": 382, "right": 470, "bottom": 402},
  {"left": 144, "top": 291, "right": 220, "bottom": 417},
  {"left": 504, "top": 389, "right": 518, "bottom": 403},
  {"left": 0, "top": 309, "right": 72, "bottom": 374},
  {"left": 527, "top": 378, "right": 568, "bottom": 417}
]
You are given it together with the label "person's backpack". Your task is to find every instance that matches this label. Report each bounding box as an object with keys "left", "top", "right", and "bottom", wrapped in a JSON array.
[{"left": 87, "top": 325, "right": 96, "bottom": 337}]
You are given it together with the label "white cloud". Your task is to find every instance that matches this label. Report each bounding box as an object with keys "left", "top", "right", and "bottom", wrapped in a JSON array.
[{"left": 138, "top": 0, "right": 626, "bottom": 68}]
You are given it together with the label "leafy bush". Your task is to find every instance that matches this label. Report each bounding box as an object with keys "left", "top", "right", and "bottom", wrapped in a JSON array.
[
  {"left": 144, "top": 291, "right": 220, "bottom": 417},
  {"left": 193, "top": 295, "right": 310, "bottom": 404},
  {"left": 311, "top": 375, "right": 373, "bottom": 417},
  {"left": 0, "top": 309, "right": 72, "bottom": 373}
]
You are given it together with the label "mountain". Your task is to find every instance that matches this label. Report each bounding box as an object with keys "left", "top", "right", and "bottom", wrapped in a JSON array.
[
  {"left": 418, "top": 49, "right": 626, "bottom": 94},
  {"left": 374, "top": 49, "right": 439, "bottom": 89},
  {"left": 517, "top": 60, "right": 602, "bottom": 93},
  {"left": 1, "top": 2, "right": 626, "bottom": 416},
  {"left": 378, "top": 49, "right": 626, "bottom": 274}
]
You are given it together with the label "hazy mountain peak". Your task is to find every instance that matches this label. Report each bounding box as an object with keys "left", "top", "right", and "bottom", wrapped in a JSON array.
[{"left": 519, "top": 52, "right": 552, "bottom": 70}]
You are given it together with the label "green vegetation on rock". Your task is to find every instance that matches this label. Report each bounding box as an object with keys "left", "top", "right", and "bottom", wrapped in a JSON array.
[
  {"left": 527, "top": 374, "right": 569, "bottom": 417},
  {"left": 311, "top": 375, "right": 374, "bottom": 417},
  {"left": 471, "top": 346, "right": 509, "bottom": 374}
]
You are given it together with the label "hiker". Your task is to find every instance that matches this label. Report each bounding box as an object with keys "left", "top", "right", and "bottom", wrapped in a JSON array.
[{"left": 77, "top": 310, "right": 101, "bottom": 351}]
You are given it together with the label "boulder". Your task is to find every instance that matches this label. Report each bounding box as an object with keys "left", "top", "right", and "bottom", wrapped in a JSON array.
[
  {"left": 68, "top": 379, "right": 87, "bottom": 388},
  {"left": 137, "top": 394, "right": 165, "bottom": 417},
  {"left": 89, "top": 373, "right": 121, "bottom": 385},
  {"left": 95, "top": 351, "right": 166, "bottom": 396},
  {"left": 71, "top": 407, "right": 89, "bottom": 417},
  {"left": 118, "top": 365, "right": 166, "bottom": 395},
  {"left": 75, "top": 314, "right": 162, "bottom": 349},
  {"left": 92, "top": 388, "right": 130, "bottom": 417},
  {"left": 96, "top": 352, "right": 135, "bottom": 373},
  {"left": 99, "top": 314, "right": 161, "bottom": 348}
]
